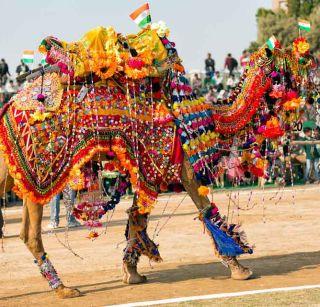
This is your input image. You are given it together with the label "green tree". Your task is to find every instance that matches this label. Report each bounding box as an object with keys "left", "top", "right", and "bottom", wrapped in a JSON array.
[
  {"left": 288, "top": 0, "right": 301, "bottom": 17},
  {"left": 250, "top": 2, "right": 320, "bottom": 53},
  {"left": 306, "top": 5, "right": 320, "bottom": 54},
  {"left": 256, "top": 11, "right": 297, "bottom": 47},
  {"left": 288, "top": 0, "right": 320, "bottom": 17}
]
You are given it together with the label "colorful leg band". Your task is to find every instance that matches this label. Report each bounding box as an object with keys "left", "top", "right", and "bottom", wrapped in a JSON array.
[
  {"left": 123, "top": 209, "right": 162, "bottom": 264},
  {"left": 35, "top": 253, "right": 62, "bottom": 289}
]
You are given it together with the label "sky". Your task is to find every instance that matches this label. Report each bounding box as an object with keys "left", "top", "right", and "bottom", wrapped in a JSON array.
[{"left": 0, "top": 0, "right": 271, "bottom": 75}]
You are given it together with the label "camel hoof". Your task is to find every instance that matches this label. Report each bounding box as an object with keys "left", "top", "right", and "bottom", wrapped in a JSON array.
[
  {"left": 231, "top": 267, "right": 253, "bottom": 280},
  {"left": 122, "top": 262, "right": 147, "bottom": 284},
  {"left": 123, "top": 271, "right": 147, "bottom": 284},
  {"left": 125, "top": 273, "right": 147, "bottom": 284},
  {"left": 55, "top": 285, "right": 81, "bottom": 299}
]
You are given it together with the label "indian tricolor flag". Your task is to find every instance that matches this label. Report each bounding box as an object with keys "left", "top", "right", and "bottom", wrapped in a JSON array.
[
  {"left": 22, "top": 50, "right": 34, "bottom": 64},
  {"left": 298, "top": 19, "right": 311, "bottom": 32},
  {"left": 129, "top": 3, "right": 151, "bottom": 29},
  {"left": 266, "top": 35, "right": 278, "bottom": 50}
]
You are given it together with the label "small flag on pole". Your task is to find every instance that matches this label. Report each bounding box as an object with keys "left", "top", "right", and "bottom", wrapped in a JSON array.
[
  {"left": 129, "top": 3, "right": 151, "bottom": 29},
  {"left": 266, "top": 35, "right": 278, "bottom": 50},
  {"left": 22, "top": 50, "right": 34, "bottom": 64},
  {"left": 298, "top": 19, "right": 311, "bottom": 32}
]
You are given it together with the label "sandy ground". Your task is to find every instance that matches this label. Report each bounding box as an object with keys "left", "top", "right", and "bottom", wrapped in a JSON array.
[
  {"left": 0, "top": 185, "right": 320, "bottom": 306},
  {"left": 163, "top": 288, "right": 320, "bottom": 306}
]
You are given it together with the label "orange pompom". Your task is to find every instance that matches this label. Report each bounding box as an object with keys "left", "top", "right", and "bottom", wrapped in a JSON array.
[{"left": 198, "top": 185, "right": 209, "bottom": 196}]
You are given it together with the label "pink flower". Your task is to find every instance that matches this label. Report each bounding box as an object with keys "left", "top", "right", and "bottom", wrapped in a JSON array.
[
  {"left": 270, "top": 71, "right": 279, "bottom": 78},
  {"left": 45, "top": 54, "right": 56, "bottom": 65},
  {"left": 128, "top": 58, "right": 145, "bottom": 70},
  {"left": 257, "top": 125, "right": 266, "bottom": 134},
  {"left": 211, "top": 207, "right": 219, "bottom": 216},
  {"left": 170, "top": 82, "right": 177, "bottom": 89},
  {"left": 106, "top": 151, "right": 115, "bottom": 158},
  {"left": 57, "top": 61, "right": 69, "bottom": 74}
]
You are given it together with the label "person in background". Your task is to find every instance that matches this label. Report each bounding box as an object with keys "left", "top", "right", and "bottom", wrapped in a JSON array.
[
  {"left": 314, "top": 127, "right": 320, "bottom": 177},
  {"left": 240, "top": 49, "right": 250, "bottom": 71},
  {"left": 215, "top": 71, "right": 224, "bottom": 92},
  {"left": 0, "top": 88, "right": 6, "bottom": 106},
  {"left": 5, "top": 80, "right": 18, "bottom": 99},
  {"left": 16, "top": 60, "right": 30, "bottom": 76},
  {"left": 205, "top": 53, "right": 215, "bottom": 77},
  {"left": 285, "top": 133, "right": 305, "bottom": 181},
  {"left": 224, "top": 53, "right": 238, "bottom": 76},
  {"left": 203, "top": 73, "right": 216, "bottom": 93},
  {"left": 301, "top": 127, "right": 320, "bottom": 184},
  {"left": 226, "top": 74, "right": 236, "bottom": 91},
  {"left": 0, "top": 59, "right": 10, "bottom": 86},
  {"left": 205, "top": 85, "right": 216, "bottom": 104},
  {"left": 217, "top": 89, "right": 227, "bottom": 100},
  {"left": 302, "top": 97, "right": 317, "bottom": 124},
  {"left": 192, "top": 73, "right": 202, "bottom": 93},
  {"left": 47, "top": 187, "right": 81, "bottom": 229}
]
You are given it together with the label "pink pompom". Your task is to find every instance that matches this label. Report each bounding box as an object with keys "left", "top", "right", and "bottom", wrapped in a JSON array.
[
  {"left": 257, "top": 125, "right": 266, "bottom": 134},
  {"left": 162, "top": 38, "right": 169, "bottom": 45},
  {"left": 37, "top": 93, "right": 46, "bottom": 102},
  {"left": 128, "top": 58, "right": 145, "bottom": 70}
]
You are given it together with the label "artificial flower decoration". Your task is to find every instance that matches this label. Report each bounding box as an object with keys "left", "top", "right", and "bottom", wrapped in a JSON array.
[
  {"left": 69, "top": 169, "right": 85, "bottom": 190},
  {"left": 269, "top": 84, "right": 285, "bottom": 99},
  {"left": 261, "top": 117, "right": 284, "bottom": 139},
  {"left": 29, "top": 110, "right": 52, "bottom": 125},
  {"left": 283, "top": 97, "right": 301, "bottom": 111},
  {"left": 151, "top": 20, "right": 170, "bottom": 38},
  {"left": 87, "top": 231, "right": 99, "bottom": 240},
  {"left": 198, "top": 185, "right": 210, "bottom": 196},
  {"left": 293, "top": 37, "right": 310, "bottom": 57},
  {"left": 127, "top": 57, "right": 145, "bottom": 70},
  {"left": 249, "top": 163, "right": 265, "bottom": 177},
  {"left": 91, "top": 51, "right": 119, "bottom": 79}
]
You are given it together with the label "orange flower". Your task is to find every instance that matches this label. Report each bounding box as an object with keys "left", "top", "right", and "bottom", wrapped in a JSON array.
[
  {"left": 283, "top": 98, "right": 301, "bottom": 111},
  {"left": 293, "top": 37, "right": 310, "bottom": 56},
  {"left": 198, "top": 185, "right": 210, "bottom": 196}
]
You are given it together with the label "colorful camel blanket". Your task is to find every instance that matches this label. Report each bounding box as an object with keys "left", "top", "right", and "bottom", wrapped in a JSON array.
[{"left": 0, "top": 73, "right": 182, "bottom": 213}]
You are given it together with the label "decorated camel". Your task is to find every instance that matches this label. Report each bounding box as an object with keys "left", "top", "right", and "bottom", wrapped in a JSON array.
[{"left": 0, "top": 18, "right": 313, "bottom": 298}]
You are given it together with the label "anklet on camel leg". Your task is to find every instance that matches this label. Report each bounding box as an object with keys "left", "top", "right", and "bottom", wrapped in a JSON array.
[
  {"left": 124, "top": 208, "right": 162, "bottom": 263},
  {"left": 35, "top": 253, "right": 62, "bottom": 289},
  {"left": 199, "top": 203, "right": 253, "bottom": 280}
]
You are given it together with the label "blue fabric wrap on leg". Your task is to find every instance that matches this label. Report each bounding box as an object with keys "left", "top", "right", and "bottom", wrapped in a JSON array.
[{"left": 204, "top": 217, "right": 244, "bottom": 257}]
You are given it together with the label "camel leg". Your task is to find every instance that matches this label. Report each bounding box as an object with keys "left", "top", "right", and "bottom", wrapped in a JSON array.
[
  {"left": 181, "top": 156, "right": 252, "bottom": 280},
  {"left": 0, "top": 158, "right": 15, "bottom": 238},
  {"left": 20, "top": 197, "right": 81, "bottom": 298},
  {"left": 122, "top": 193, "right": 161, "bottom": 284}
]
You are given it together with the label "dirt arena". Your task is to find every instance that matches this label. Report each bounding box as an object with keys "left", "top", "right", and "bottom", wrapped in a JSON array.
[{"left": 0, "top": 185, "right": 320, "bottom": 306}]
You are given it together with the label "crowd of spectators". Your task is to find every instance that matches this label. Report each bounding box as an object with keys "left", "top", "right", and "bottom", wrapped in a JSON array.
[
  {"left": 0, "top": 59, "right": 30, "bottom": 106},
  {"left": 191, "top": 51, "right": 250, "bottom": 104}
]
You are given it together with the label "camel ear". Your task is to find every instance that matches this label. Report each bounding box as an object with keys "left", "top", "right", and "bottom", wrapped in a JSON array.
[{"left": 265, "top": 48, "right": 272, "bottom": 58}]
